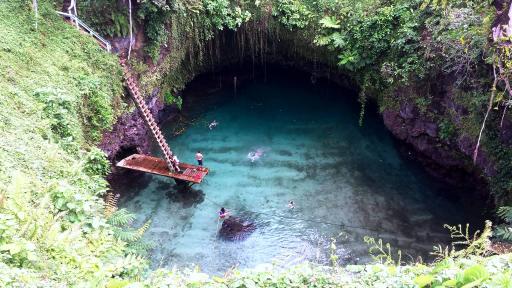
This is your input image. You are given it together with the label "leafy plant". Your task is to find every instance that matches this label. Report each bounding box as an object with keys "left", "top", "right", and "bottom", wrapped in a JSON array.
[
  {"left": 164, "top": 91, "right": 183, "bottom": 109},
  {"left": 439, "top": 119, "right": 456, "bottom": 141},
  {"left": 103, "top": 193, "right": 154, "bottom": 255},
  {"left": 363, "top": 236, "right": 402, "bottom": 265},
  {"left": 495, "top": 206, "right": 512, "bottom": 242},
  {"left": 79, "top": 76, "right": 117, "bottom": 143},
  {"left": 84, "top": 148, "right": 111, "bottom": 177},
  {"left": 432, "top": 221, "right": 492, "bottom": 260},
  {"left": 33, "top": 87, "right": 81, "bottom": 152}
]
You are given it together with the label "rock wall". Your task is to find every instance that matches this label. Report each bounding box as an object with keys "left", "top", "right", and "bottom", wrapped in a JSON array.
[{"left": 381, "top": 81, "right": 495, "bottom": 200}]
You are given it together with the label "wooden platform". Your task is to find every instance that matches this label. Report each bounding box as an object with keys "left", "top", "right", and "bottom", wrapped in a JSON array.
[{"left": 116, "top": 154, "right": 209, "bottom": 184}]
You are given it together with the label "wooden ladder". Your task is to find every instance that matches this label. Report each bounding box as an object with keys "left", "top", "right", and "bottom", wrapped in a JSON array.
[{"left": 119, "top": 59, "right": 179, "bottom": 172}]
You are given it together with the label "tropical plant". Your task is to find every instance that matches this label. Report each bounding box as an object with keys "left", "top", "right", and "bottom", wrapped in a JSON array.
[
  {"left": 104, "top": 193, "right": 154, "bottom": 255},
  {"left": 363, "top": 236, "right": 402, "bottom": 266},
  {"left": 496, "top": 206, "right": 512, "bottom": 242}
]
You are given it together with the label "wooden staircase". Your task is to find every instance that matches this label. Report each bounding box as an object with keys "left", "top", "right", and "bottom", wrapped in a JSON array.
[
  {"left": 56, "top": 12, "right": 208, "bottom": 184},
  {"left": 119, "top": 59, "right": 179, "bottom": 172}
]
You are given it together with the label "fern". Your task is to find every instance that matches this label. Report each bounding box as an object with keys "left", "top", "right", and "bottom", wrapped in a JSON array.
[
  {"left": 432, "top": 221, "right": 492, "bottom": 260},
  {"left": 495, "top": 226, "right": 512, "bottom": 242},
  {"left": 103, "top": 193, "right": 153, "bottom": 255},
  {"left": 125, "top": 239, "right": 155, "bottom": 255},
  {"left": 495, "top": 206, "right": 512, "bottom": 243},
  {"left": 107, "top": 208, "right": 136, "bottom": 227},
  {"left": 134, "top": 220, "right": 151, "bottom": 241},
  {"left": 104, "top": 192, "right": 120, "bottom": 218},
  {"left": 112, "top": 227, "right": 141, "bottom": 242},
  {"left": 497, "top": 206, "right": 512, "bottom": 223}
]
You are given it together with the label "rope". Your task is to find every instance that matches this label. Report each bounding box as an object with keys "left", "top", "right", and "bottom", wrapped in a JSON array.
[{"left": 203, "top": 195, "right": 383, "bottom": 234}]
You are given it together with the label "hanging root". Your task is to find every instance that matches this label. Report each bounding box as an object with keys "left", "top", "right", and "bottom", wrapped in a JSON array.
[{"left": 473, "top": 64, "right": 498, "bottom": 163}]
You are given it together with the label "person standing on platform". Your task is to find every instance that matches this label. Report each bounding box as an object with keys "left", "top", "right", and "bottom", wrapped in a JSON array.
[
  {"left": 195, "top": 151, "right": 203, "bottom": 166},
  {"left": 172, "top": 155, "right": 181, "bottom": 172}
]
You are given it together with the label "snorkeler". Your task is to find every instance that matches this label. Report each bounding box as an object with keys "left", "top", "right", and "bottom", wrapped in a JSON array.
[{"left": 209, "top": 120, "right": 218, "bottom": 130}]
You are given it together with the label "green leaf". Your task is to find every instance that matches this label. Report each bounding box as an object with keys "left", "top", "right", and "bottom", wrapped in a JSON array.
[
  {"left": 462, "top": 265, "right": 488, "bottom": 284},
  {"left": 319, "top": 16, "right": 340, "bottom": 29},
  {"left": 442, "top": 279, "right": 458, "bottom": 287},
  {"left": 414, "top": 275, "right": 434, "bottom": 288},
  {"left": 106, "top": 279, "right": 130, "bottom": 288}
]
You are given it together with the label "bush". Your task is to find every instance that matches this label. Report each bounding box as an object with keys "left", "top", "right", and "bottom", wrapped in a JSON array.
[{"left": 84, "top": 148, "right": 111, "bottom": 177}]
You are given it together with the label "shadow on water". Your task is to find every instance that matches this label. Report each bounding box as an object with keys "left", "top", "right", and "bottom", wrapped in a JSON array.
[{"left": 166, "top": 186, "right": 205, "bottom": 208}]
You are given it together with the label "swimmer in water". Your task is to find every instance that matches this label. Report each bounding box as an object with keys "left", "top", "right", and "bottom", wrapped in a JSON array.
[
  {"left": 247, "top": 148, "right": 264, "bottom": 162},
  {"left": 219, "top": 207, "right": 230, "bottom": 219},
  {"left": 288, "top": 200, "right": 295, "bottom": 209},
  {"left": 209, "top": 120, "right": 218, "bottom": 130}
]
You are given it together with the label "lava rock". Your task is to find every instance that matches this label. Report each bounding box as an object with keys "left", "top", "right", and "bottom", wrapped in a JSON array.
[{"left": 218, "top": 217, "right": 256, "bottom": 241}]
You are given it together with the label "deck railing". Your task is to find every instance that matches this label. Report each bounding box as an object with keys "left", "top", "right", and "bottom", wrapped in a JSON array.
[{"left": 56, "top": 11, "right": 111, "bottom": 52}]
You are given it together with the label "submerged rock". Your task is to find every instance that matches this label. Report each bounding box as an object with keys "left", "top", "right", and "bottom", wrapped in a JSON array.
[{"left": 218, "top": 217, "right": 256, "bottom": 241}]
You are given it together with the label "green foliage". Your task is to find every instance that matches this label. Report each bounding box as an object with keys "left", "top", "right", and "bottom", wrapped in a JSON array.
[
  {"left": 78, "top": 73, "right": 119, "bottom": 143},
  {"left": 78, "top": 0, "right": 131, "bottom": 37},
  {"left": 164, "top": 91, "right": 183, "bottom": 109},
  {"left": 103, "top": 193, "right": 154, "bottom": 255},
  {"left": 315, "top": 1, "right": 425, "bottom": 82},
  {"left": 430, "top": 221, "right": 493, "bottom": 265},
  {"left": 84, "top": 148, "right": 111, "bottom": 177},
  {"left": 496, "top": 206, "right": 512, "bottom": 242},
  {"left": 0, "top": 1, "right": 138, "bottom": 285},
  {"left": 273, "top": 0, "right": 313, "bottom": 30},
  {"left": 107, "top": 209, "right": 154, "bottom": 255},
  {"left": 363, "top": 236, "right": 402, "bottom": 265},
  {"left": 439, "top": 119, "right": 457, "bottom": 141},
  {"left": 203, "top": 0, "right": 251, "bottom": 30},
  {"left": 138, "top": 1, "right": 170, "bottom": 62},
  {"left": 2, "top": 0, "right": 512, "bottom": 287},
  {"left": 33, "top": 87, "right": 81, "bottom": 152}
]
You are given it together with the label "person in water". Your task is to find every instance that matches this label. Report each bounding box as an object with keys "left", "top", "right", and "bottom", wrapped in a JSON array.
[
  {"left": 195, "top": 151, "right": 203, "bottom": 166},
  {"left": 219, "top": 207, "right": 230, "bottom": 219},
  {"left": 247, "top": 148, "right": 264, "bottom": 162},
  {"left": 288, "top": 200, "right": 295, "bottom": 209},
  {"left": 208, "top": 120, "right": 218, "bottom": 130}
]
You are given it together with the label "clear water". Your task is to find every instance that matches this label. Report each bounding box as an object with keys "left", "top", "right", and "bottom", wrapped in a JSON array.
[{"left": 119, "top": 70, "right": 480, "bottom": 274}]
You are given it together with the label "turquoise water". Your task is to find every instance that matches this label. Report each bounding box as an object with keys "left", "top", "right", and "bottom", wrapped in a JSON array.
[{"left": 120, "top": 70, "right": 479, "bottom": 274}]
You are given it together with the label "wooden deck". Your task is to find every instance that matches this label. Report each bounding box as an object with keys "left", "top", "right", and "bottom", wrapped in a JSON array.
[{"left": 116, "top": 154, "right": 209, "bottom": 184}]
